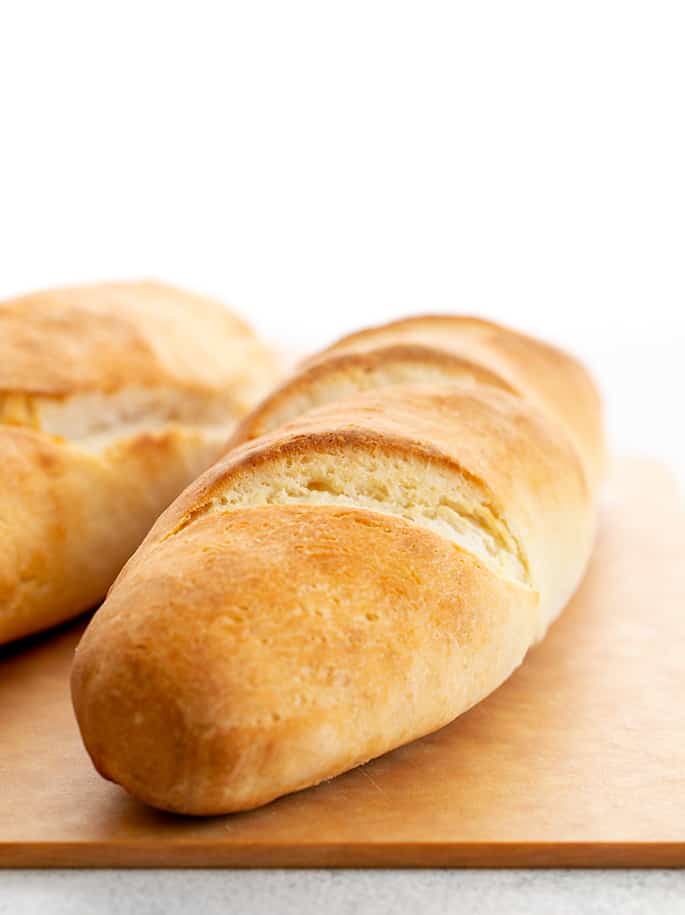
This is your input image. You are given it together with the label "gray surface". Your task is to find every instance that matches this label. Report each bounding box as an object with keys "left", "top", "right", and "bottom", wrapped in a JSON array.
[{"left": 0, "top": 871, "right": 683, "bottom": 915}]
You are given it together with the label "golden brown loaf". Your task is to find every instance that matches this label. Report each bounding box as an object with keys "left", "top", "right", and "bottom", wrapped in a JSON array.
[
  {"left": 0, "top": 281, "right": 278, "bottom": 645},
  {"left": 72, "top": 316, "right": 603, "bottom": 815}
]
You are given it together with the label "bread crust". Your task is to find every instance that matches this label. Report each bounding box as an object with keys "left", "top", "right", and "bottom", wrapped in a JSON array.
[
  {"left": 0, "top": 281, "right": 278, "bottom": 644},
  {"left": 0, "top": 280, "right": 275, "bottom": 411},
  {"left": 233, "top": 314, "right": 604, "bottom": 487},
  {"left": 72, "top": 504, "right": 538, "bottom": 814},
  {"left": 174, "top": 384, "right": 591, "bottom": 624},
  {"left": 231, "top": 343, "right": 514, "bottom": 443},
  {"left": 72, "top": 383, "right": 595, "bottom": 814}
]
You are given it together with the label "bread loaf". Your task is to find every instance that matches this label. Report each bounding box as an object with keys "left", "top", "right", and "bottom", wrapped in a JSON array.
[
  {"left": 71, "top": 316, "right": 602, "bottom": 815},
  {"left": 0, "top": 281, "right": 278, "bottom": 644}
]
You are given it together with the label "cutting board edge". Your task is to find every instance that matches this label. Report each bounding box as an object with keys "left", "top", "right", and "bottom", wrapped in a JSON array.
[{"left": 2, "top": 840, "right": 685, "bottom": 869}]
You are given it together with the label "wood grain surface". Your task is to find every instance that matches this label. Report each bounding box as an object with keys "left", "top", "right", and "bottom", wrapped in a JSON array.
[{"left": 1, "top": 458, "right": 683, "bottom": 868}]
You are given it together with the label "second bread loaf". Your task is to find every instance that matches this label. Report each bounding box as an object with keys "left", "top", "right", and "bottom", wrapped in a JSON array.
[{"left": 0, "top": 281, "right": 278, "bottom": 644}]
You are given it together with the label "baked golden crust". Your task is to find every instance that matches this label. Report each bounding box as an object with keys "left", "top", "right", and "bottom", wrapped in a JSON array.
[
  {"left": 0, "top": 426, "right": 223, "bottom": 645},
  {"left": 171, "top": 384, "right": 591, "bottom": 628},
  {"left": 72, "top": 504, "right": 538, "bottom": 814},
  {"left": 72, "top": 383, "right": 596, "bottom": 814},
  {"left": 233, "top": 314, "right": 604, "bottom": 487},
  {"left": 0, "top": 281, "right": 278, "bottom": 645},
  {"left": 0, "top": 280, "right": 275, "bottom": 412}
]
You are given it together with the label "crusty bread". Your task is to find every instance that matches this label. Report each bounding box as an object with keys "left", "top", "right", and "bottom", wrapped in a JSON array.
[
  {"left": 0, "top": 281, "right": 278, "bottom": 645},
  {"left": 72, "top": 340, "right": 601, "bottom": 814},
  {"left": 232, "top": 314, "right": 604, "bottom": 487}
]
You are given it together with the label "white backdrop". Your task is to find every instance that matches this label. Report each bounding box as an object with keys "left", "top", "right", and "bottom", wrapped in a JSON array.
[{"left": 1, "top": 1, "right": 683, "bottom": 473}]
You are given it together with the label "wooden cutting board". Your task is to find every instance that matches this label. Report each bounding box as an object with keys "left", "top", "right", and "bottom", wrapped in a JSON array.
[{"left": 1, "top": 458, "right": 684, "bottom": 868}]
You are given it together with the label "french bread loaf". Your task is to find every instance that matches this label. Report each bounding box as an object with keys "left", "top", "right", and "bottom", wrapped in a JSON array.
[
  {"left": 72, "top": 315, "right": 603, "bottom": 815},
  {"left": 0, "top": 281, "right": 278, "bottom": 644}
]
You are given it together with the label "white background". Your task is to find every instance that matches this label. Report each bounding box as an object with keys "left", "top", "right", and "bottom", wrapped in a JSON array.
[{"left": 0, "top": 1, "right": 683, "bottom": 476}]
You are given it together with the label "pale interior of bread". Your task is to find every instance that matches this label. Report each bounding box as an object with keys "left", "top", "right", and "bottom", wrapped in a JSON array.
[
  {"left": 256, "top": 361, "right": 491, "bottom": 437},
  {"left": 0, "top": 387, "right": 240, "bottom": 448},
  {"left": 195, "top": 448, "right": 529, "bottom": 584},
  {"left": 325, "top": 320, "right": 492, "bottom": 356}
]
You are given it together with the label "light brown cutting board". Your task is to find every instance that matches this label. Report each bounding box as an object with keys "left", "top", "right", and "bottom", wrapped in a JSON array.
[{"left": 1, "top": 458, "right": 684, "bottom": 868}]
